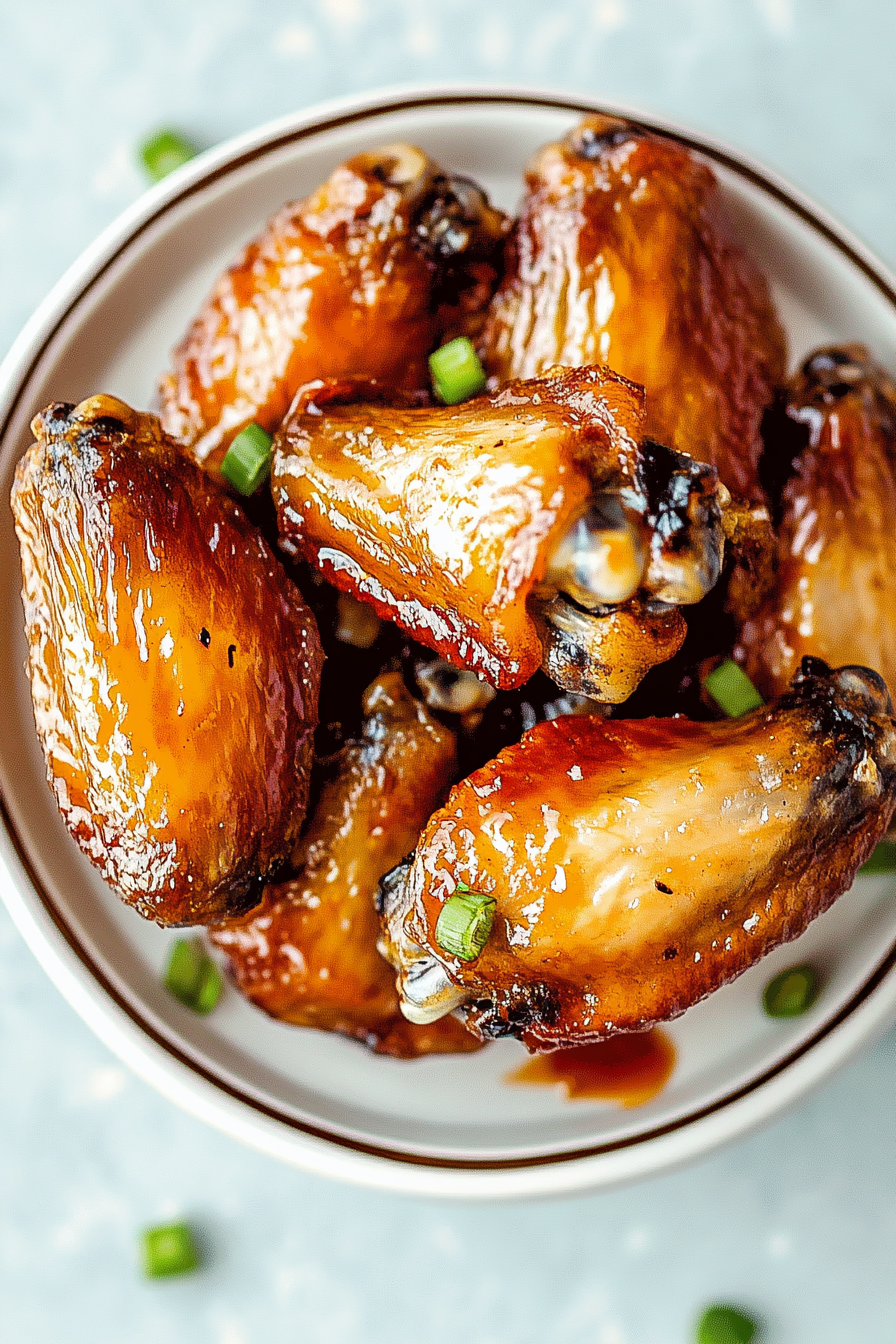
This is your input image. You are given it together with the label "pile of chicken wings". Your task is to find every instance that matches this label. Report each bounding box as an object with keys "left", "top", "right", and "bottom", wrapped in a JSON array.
[{"left": 13, "top": 117, "right": 896, "bottom": 1058}]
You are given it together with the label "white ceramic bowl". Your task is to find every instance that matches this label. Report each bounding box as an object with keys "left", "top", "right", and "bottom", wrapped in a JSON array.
[{"left": 3, "top": 86, "right": 896, "bottom": 1199}]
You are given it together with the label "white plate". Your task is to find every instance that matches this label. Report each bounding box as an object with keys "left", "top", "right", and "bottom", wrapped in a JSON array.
[{"left": 2, "top": 86, "right": 896, "bottom": 1199}]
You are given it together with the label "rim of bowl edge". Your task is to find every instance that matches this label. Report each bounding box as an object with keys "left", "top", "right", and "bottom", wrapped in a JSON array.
[{"left": 2, "top": 83, "right": 896, "bottom": 1199}]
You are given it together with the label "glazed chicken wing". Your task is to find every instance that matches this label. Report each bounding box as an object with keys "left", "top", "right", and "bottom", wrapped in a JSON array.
[
  {"left": 159, "top": 144, "right": 508, "bottom": 478},
  {"left": 211, "top": 672, "right": 478, "bottom": 1057},
  {"left": 741, "top": 346, "right": 896, "bottom": 698},
  {"left": 380, "top": 660, "right": 896, "bottom": 1049},
  {"left": 273, "top": 367, "right": 727, "bottom": 699},
  {"left": 481, "top": 114, "right": 787, "bottom": 501},
  {"left": 12, "top": 396, "right": 322, "bottom": 925}
]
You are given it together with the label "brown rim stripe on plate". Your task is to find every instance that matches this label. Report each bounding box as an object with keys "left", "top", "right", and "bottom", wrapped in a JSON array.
[{"left": 3, "top": 90, "right": 896, "bottom": 1171}]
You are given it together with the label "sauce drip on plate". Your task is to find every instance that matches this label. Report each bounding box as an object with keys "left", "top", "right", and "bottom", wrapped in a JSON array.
[{"left": 507, "top": 1028, "right": 675, "bottom": 1107}]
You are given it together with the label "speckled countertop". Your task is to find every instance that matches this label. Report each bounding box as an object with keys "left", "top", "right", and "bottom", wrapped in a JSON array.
[{"left": 3, "top": 2, "right": 896, "bottom": 1340}]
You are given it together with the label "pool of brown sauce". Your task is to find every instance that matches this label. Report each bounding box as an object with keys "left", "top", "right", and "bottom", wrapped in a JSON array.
[{"left": 507, "top": 1028, "right": 676, "bottom": 1107}]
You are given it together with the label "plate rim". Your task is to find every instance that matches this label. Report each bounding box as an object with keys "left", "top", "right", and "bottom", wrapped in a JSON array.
[{"left": 3, "top": 82, "right": 896, "bottom": 1198}]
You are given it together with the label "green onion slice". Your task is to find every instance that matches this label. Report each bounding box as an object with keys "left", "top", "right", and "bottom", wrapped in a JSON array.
[
  {"left": 696, "top": 1305, "right": 757, "bottom": 1344},
  {"left": 164, "top": 938, "right": 223, "bottom": 1014},
  {"left": 762, "top": 963, "right": 818, "bottom": 1018},
  {"left": 429, "top": 338, "right": 487, "bottom": 405},
  {"left": 435, "top": 885, "right": 496, "bottom": 961},
  {"left": 860, "top": 840, "right": 896, "bottom": 874},
  {"left": 704, "top": 660, "right": 764, "bottom": 718},
  {"left": 139, "top": 129, "right": 198, "bottom": 183},
  {"left": 141, "top": 1221, "right": 200, "bottom": 1278},
  {"left": 220, "top": 422, "right": 273, "bottom": 495}
]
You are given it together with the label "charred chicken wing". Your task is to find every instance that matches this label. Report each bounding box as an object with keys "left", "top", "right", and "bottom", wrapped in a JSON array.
[
  {"left": 159, "top": 144, "right": 508, "bottom": 477},
  {"left": 481, "top": 114, "right": 787, "bottom": 501},
  {"left": 211, "top": 672, "right": 478, "bottom": 1057},
  {"left": 273, "top": 366, "right": 727, "bottom": 699},
  {"left": 380, "top": 660, "right": 896, "bottom": 1049},
  {"left": 742, "top": 346, "right": 896, "bottom": 698},
  {"left": 12, "top": 396, "right": 322, "bottom": 925}
]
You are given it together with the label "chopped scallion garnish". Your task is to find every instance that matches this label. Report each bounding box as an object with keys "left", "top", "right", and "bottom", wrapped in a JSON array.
[
  {"left": 435, "top": 884, "right": 496, "bottom": 961},
  {"left": 429, "top": 338, "right": 487, "bottom": 405},
  {"left": 141, "top": 1221, "right": 200, "bottom": 1278},
  {"left": 164, "top": 938, "right": 223, "bottom": 1014},
  {"left": 139, "top": 129, "right": 198, "bottom": 183},
  {"left": 220, "top": 422, "right": 273, "bottom": 495},
  {"left": 696, "top": 1305, "right": 757, "bottom": 1344},
  {"left": 859, "top": 840, "right": 896, "bottom": 874},
  {"left": 704, "top": 660, "right": 764, "bottom": 718},
  {"left": 762, "top": 964, "right": 818, "bottom": 1018}
]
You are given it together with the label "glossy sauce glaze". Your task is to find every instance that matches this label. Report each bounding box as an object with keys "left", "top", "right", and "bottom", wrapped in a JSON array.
[
  {"left": 508, "top": 1028, "right": 675, "bottom": 1106},
  {"left": 481, "top": 114, "right": 786, "bottom": 502}
]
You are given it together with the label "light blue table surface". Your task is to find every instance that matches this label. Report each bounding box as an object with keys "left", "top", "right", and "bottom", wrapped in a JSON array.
[{"left": 3, "top": 2, "right": 896, "bottom": 1339}]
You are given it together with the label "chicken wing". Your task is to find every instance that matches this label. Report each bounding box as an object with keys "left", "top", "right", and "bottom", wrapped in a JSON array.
[
  {"left": 159, "top": 144, "right": 508, "bottom": 477},
  {"left": 741, "top": 345, "right": 896, "bottom": 698},
  {"left": 211, "top": 672, "right": 478, "bottom": 1057},
  {"left": 12, "top": 395, "right": 322, "bottom": 925},
  {"left": 481, "top": 114, "right": 787, "bottom": 501},
  {"left": 379, "top": 660, "right": 896, "bottom": 1049},
  {"left": 273, "top": 367, "right": 727, "bottom": 698}
]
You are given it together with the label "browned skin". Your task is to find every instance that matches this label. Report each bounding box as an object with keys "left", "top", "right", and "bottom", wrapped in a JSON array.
[
  {"left": 12, "top": 396, "right": 322, "bottom": 926},
  {"left": 158, "top": 144, "right": 508, "bottom": 478},
  {"left": 481, "top": 114, "right": 787, "bottom": 502},
  {"left": 211, "top": 673, "right": 479, "bottom": 1057},
  {"left": 273, "top": 366, "right": 707, "bottom": 697},
  {"left": 741, "top": 346, "right": 896, "bottom": 698},
  {"left": 383, "top": 661, "right": 896, "bottom": 1050}
]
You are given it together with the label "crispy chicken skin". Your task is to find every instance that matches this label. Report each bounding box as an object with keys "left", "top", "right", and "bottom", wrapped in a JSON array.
[
  {"left": 273, "top": 367, "right": 727, "bottom": 698},
  {"left": 211, "top": 673, "right": 479, "bottom": 1057},
  {"left": 481, "top": 114, "right": 787, "bottom": 502},
  {"left": 741, "top": 346, "right": 896, "bottom": 698},
  {"left": 158, "top": 144, "right": 508, "bottom": 477},
  {"left": 12, "top": 396, "right": 322, "bottom": 925},
  {"left": 380, "top": 660, "right": 896, "bottom": 1049}
]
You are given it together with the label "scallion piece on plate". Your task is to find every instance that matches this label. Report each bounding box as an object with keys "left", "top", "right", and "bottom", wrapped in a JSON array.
[
  {"left": 435, "top": 884, "right": 496, "bottom": 961},
  {"left": 703, "top": 659, "right": 764, "bottom": 718},
  {"left": 696, "top": 1304, "right": 757, "bottom": 1344},
  {"left": 859, "top": 839, "right": 896, "bottom": 874},
  {"left": 762, "top": 963, "right": 818, "bottom": 1018},
  {"left": 164, "top": 938, "right": 223, "bottom": 1014},
  {"left": 141, "top": 1221, "right": 200, "bottom": 1278},
  {"left": 220, "top": 422, "right": 273, "bottom": 495},
  {"left": 429, "top": 337, "right": 487, "bottom": 405},
  {"left": 139, "top": 130, "right": 198, "bottom": 183}
]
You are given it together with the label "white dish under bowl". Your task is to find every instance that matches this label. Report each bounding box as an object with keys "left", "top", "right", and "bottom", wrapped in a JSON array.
[{"left": 2, "top": 86, "right": 896, "bottom": 1199}]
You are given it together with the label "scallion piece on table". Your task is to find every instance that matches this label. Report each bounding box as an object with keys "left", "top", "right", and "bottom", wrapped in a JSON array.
[
  {"left": 762, "top": 963, "right": 818, "bottom": 1018},
  {"left": 859, "top": 839, "right": 896, "bottom": 874},
  {"left": 139, "top": 129, "right": 198, "bottom": 183},
  {"left": 435, "top": 884, "right": 496, "bottom": 961},
  {"left": 164, "top": 938, "right": 223, "bottom": 1014},
  {"left": 703, "top": 659, "right": 764, "bottom": 718},
  {"left": 220, "top": 422, "right": 273, "bottom": 495},
  {"left": 696, "top": 1304, "right": 757, "bottom": 1344},
  {"left": 429, "top": 337, "right": 487, "bottom": 405},
  {"left": 141, "top": 1221, "right": 200, "bottom": 1278}
]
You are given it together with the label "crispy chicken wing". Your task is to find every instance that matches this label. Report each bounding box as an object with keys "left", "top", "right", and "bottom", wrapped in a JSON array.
[
  {"left": 159, "top": 144, "right": 508, "bottom": 477},
  {"left": 481, "top": 114, "right": 787, "bottom": 501},
  {"left": 273, "top": 367, "right": 727, "bottom": 698},
  {"left": 741, "top": 346, "right": 896, "bottom": 698},
  {"left": 211, "top": 672, "right": 478, "bottom": 1057},
  {"left": 12, "top": 395, "right": 322, "bottom": 925},
  {"left": 379, "top": 660, "right": 896, "bottom": 1049}
]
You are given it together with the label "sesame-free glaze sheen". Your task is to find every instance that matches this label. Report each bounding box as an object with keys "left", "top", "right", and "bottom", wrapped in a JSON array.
[
  {"left": 383, "top": 662, "right": 896, "bottom": 1048},
  {"left": 12, "top": 396, "right": 323, "bottom": 925}
]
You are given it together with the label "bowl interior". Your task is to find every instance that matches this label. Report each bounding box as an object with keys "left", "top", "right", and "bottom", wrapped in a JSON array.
[{"left": 2, "top": 96, "right": 895, "bottom": 1171}]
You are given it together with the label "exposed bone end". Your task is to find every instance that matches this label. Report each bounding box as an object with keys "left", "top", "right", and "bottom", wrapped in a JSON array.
[
  {"left": 564, "top": 113, "right": 641, "bottom": 160},
  {"left": 415, "top": 659, "right": 497, "bottom": 717},
  {"left": 543, "top": 496, "right": 646, "bottom": 608},
  {"left": 376, "top": 859, "right": 470, "bottom": 1025},
  {"left": 533, "top": 596, "right": 685, "bottom": 702},
  {"left": 355, "top": 142, "right": 434, "bottom": 191},
  {"left": 632, "top": 440, "right": 726, "bottom": 606}
]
